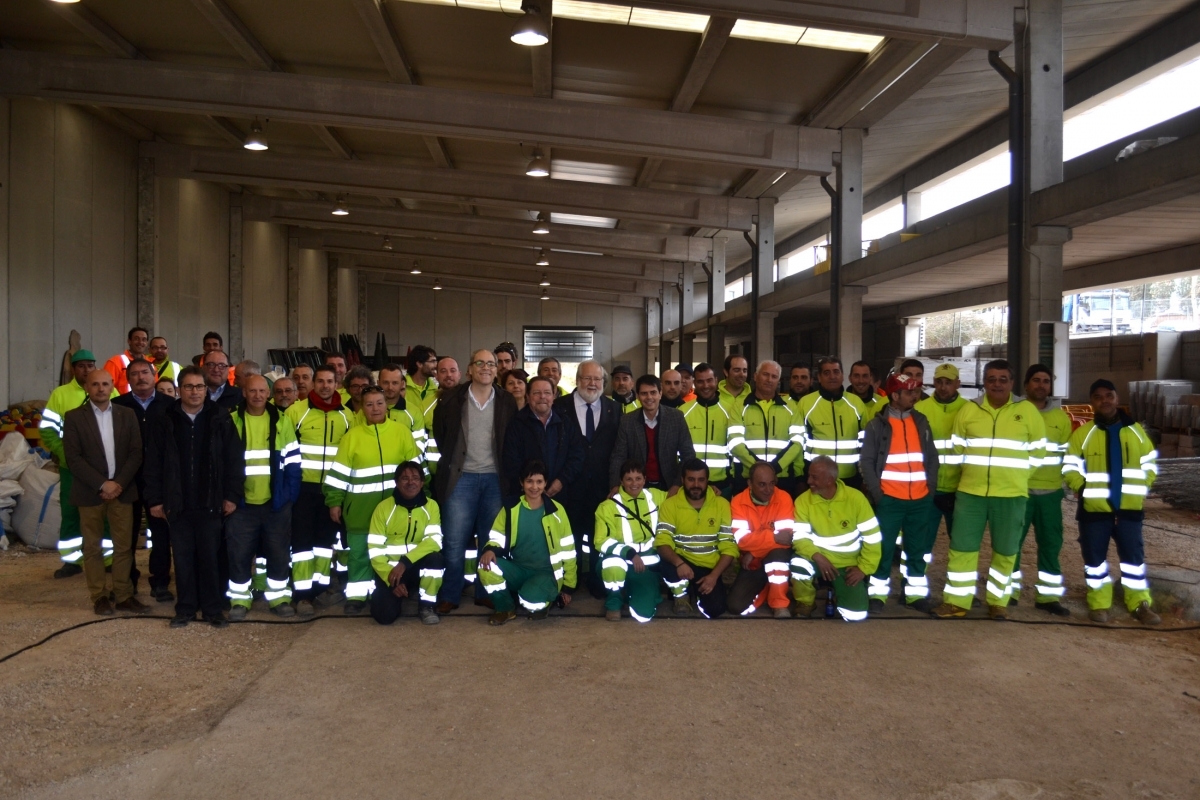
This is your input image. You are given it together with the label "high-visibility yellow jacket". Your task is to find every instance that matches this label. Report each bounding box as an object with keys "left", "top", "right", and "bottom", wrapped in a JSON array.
[
  {"left": 611, "top": 392, "right": 641, "bottom": 415},
  {"left": 653, "top": 487, "right": 736, "bottom": 569},
  {"left": 680, "top": 395, "right": 739, "bottom": 482},
  {"left": 231, "top": 405, "right": 302, "bottom": 508},
  {"left": 367, "top": 494, "right": 442, "bottom": 582},
  {"left": 1063, "top": 414, "right": 1156, "bottom": 513},
  {"left": 951, "top": 394, "right": 1047, "bottom": 498},
  {"left": 796, "top": 390, "right": 868, "bottom": 479},
  {"left": 717, "top": 379, "right": 751, "bottom": 418},
  {"left": 913, "top": 393, "right": 969, "bottom": 493},
  {"left": 287, "top": 400, "right": 353, "bottom": 485},
  {"left": 351, "top": 401, "right": 428, "bottom": 468},
  {"left": 406, "top": 374, "right": 440, "bottom": 427},
  {"left": 737, "top": 394, "right": 802, "bottom": 475},
  {"left": 792, "top": 481, "right": 882, "bottom": 573},
  {"left": 852, "top": 390, "right": 885, "bottom": 423},
  {"left": 323, "top": 419, "right": 419, "bottom": 534},
  {"left": 485, "top": 496, "right": 577, "bottom": 590},
  {"left": 595, "top": 487, "right": 666, "bottom": 564},
  {"left": 1028, "top": 406, "right": 1073, "bottom": 491},
  {"left": 153, "top": 359, "right": 184, "bottom": 385}
]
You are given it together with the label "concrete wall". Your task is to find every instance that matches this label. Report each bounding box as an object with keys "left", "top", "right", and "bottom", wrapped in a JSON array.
[
  {"left": 297, "top": 248, "right": 327, "bottom": 349},
  {"left": 240, "top": 221, "right": 287, "bottom": 368}
]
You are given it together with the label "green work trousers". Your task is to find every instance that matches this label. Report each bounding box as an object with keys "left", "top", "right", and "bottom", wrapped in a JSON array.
[
  {"left": 942, "top": 492, "right": 1026, "bottom": 609},
  {"left": 1014, "top": 489, "right": 1065, "bottom": 601},
  {"left": 870, "top": 494, "right": 935, "bottom": 603},
  {"left": 792, "top": 566, "right": 869, "bottom": 621},
  {"left": 479, "top": 558, "right": 560, "bottom": 613}
]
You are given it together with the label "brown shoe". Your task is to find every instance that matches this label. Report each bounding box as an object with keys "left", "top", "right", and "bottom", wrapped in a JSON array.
[
  {"left": 474, "top": 595, "right": 495, "bottom": 610},
  {"left": 1133, "top": 601, "right": 1161, "bottom": 626},
  {"left": 488, "top": 609, "right": 516, "bottom": 626},
  {"left": 605, "top": 609, "right": 621, "bottom": 622},
  {"left": 435, "top": 601, "right": 459, "bottom": 615},
  {"left": 987, "top": 604, "right": 1008, "bottom": 621},
  {"left": 932, "top": 602, "right": 967, "bottom": 619},
  {"left": 94, "top": 597, "right": 114, "bottom": 616},
  {"left": 794, "top": 603, "right": 815, "bottom": 618},
  {"left": 115, "top": 597, "right": 150, "bottom": 614},
  {"left": 1088, "top": 609, "right": 1110, "bottom": 623}
]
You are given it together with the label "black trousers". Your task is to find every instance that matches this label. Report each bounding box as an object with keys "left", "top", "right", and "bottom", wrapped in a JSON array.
[
  {"left": 171, "top": 512, "right": 224, "bottom": 619},
  {"left": 933, "top": 491, "right": 956, "bottom": 538},
  {"left": 659, "top": 560, "right": 728, "bottom": 618},
  {"left": 292, "top": 482, "right": 342, "bottom": 599},
  {"left": 371, "top": 552, "right": 445, "bottom": 625},
  {"left": 131, "top": 497, "right": 171, "bottom": 592},
  {"left": 726, "top": 547, "right": 793, "bottom": 613}
]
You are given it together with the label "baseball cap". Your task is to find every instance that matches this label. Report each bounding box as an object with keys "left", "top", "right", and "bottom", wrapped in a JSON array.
[
  {"left": 611, "top": 364, "right": 633, "bottom": 377},
  {"left": 885, "top": 373, "right": 922, "bottom": 395},
  {"left": 933, "top": 363, "right": 959, "bottom": 380},
  {"left": 71, "top": 349, "right": 97, "bottom": 364}
]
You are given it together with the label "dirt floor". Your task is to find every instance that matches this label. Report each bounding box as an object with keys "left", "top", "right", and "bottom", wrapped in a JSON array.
[{"left": 2, "top": 501, "right": 1200, "bottom": 799}]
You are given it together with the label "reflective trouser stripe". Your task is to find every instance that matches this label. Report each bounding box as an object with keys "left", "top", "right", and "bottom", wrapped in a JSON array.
[
  {"left": 942, "top": 492, "right": 1024, "bottom": 609},
  {"left": 790, "top": 564, "right": 868, "bottom": 621},
  {"left": 1013, "top": 489, "right": 1065, "bottom": 601}
]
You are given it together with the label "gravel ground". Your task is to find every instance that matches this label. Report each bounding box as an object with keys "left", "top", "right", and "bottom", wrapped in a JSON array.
[{"left": 2, "top": 501, "right": 1199, "bottom": 797}]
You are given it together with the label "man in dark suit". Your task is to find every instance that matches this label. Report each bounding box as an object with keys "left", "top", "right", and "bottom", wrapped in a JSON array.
[
  {"left": 113, "top": 357, "right": 174, "bottom": 601},
  {"left": 203, "top": 350, "right": 242, "bottom": 411},
  {"left": 502, "top": 376, "right": 584, "bottom": 498},
  {"left": 554, "top": 360, "right": 620, "bottom": 596},
  {"left": 609, "top": 374, "right": 696, "bottom": 493},
  {"left": 63, "top": 369, "right": 146, "bottom": 616}
]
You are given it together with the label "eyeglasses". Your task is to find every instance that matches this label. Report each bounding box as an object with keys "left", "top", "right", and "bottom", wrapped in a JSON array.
[
  {"left": 207, "top": 363, "right": 229, "bottom": 370},
  {"left": 472, "top": 360, "right": 497, "bottom": 369},
  {"left": 180, "top": 383, "right": 206, "bottom": 391}
]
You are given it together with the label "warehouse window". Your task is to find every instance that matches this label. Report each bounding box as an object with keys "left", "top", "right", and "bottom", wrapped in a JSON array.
[{"left": 523, "top": 327, "right": 595, "bottom": 393}]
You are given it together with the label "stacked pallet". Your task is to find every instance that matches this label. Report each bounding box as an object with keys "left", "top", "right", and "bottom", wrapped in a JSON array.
[{"left": 1131, "top": 380, "right": 1199, "bottom": 457}]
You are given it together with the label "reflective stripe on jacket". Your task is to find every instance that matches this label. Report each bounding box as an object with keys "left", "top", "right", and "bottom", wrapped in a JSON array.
[
  {"left": 913, "top": 394, "right": 968, "bottom": 493},
  {"left": 594, "top": 487, "right": 665, "bottom": 564},
  {"left": 680, "top": 396, "right": 738, "bottom": 482},
  {"left": 288, "top": 402, "right": 353, "bottom": 484},
  {"left": 323, "top": 419, "right": 419, "bottom": 534},
  {"left": 654, "top": 487, "right": 736, "bottom": 569},
  {"left": 951, "top": 394, "right": 1047, "bottom": 498},
  {"left": 1063, "top": 416, "right": 1156, "bottom": 513},
  {"left": 791, "top": 481, "right": 882, "bottom": 573},
  {"left": 484, "top": 496, "right": 577, "bottom": 589},
  {"left": 796, "top": 391, "right": 868, "bottom": 479},
  {"left": 1028, "top": 406, "right": 1072, "bottom": 490},
  {"left": 367, "top": 495, "right": 442, "bottom": 582}
]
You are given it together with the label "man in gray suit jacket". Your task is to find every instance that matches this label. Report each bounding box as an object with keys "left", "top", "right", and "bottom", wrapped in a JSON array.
[
  {"left": 608, "top": 374, "right": 696, "bottom": 492},
  {"left": 63, "top": 370, "right": 146, "bottom": 616}
]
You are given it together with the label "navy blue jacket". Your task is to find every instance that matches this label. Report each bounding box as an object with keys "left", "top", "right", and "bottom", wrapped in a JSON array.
[{"left": 502, "top": 405, "right": 585, "bottom": 498}]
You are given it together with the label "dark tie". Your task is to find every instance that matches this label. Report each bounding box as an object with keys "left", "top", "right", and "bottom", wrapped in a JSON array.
[{"left": 585, "top": 403, "right": 595, "bottom": 442}]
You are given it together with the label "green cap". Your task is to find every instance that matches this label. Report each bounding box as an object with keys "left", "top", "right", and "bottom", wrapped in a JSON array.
[{"left": 71, "top": 349, "right": 97, "bottom": 364}]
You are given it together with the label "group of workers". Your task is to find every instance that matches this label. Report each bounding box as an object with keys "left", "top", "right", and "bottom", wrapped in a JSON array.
[{"left": 39, "top": 327, "right": 1161, "bottom": 627}]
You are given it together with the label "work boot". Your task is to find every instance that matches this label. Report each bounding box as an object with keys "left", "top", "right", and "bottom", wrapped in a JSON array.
[
  {"left": 1036, "top": 600, "right": 1070, "bottom": 617},
  {"left": 987, "top": 604, "right": 1008, "bottom": 621},
  {"left": 153, "top": 587, "right": 174, "bottom": 603},
  {"left": 115, "top": 597, "right": 150, "bottom": 614},
  {"left": 868, "top": 599, "right": 885, "bottom": 614},
  {"left": 343, "top": 600, "right": 367, "bottom": 616},
  {"left": 474, "top": 595, "right": 495, "bottom": 610},
  {"left": 169, "top": 614, "right": 191, "bottom": 629},
  {"left": 206, "top": 614, "right": 229, "bottom": 629},
  {"left": 673, "top": 596, "right": 692, "bottom": 617},
  {"left": 229, "top": 606, "right": 248, "bottom": 621},
  {"left": 1088, "top": 608, "right": 1110, "bottom": 623},
  {"left": 1008, "top": 596, "right": 1019, "bottom": 607},
  {"left": 93, "top": 597, "right": 114, "bottom": 616},
  {"left": 435, "top": 601, "right": 458, "bottom": 615},
  {"left": 794, "top": 603, "right": 815, "bottom": 618},
  {"left": 773, "top": 606, "right": 792, "bottom": 620},
  {"left": 418, "top": 605, "right": 440, "bottom": 625},
  {"left": 295, "top": 600, "right": 315, "bottom": 617},
  {"left": 932, "top": 602, "right": 967, "bottom": 619},
  {"left": 271, "top": 603, "right": 296, "bottom": 618},
  {"left": 1133, "top": 601, "right": 1161, "bottom": 626},
  {"left": 54, "top": 563, "right": 83, "bottom": 579},
  {"left": 605, "top": 609, "right": 621, "bottom": 622},
  {"left": 907, "top": 598, "right": 934, "bottom": 614},
  {"left": 530, "top": 609, "right": 549, "bottom": 620},
  {"left": 314, "top": 588, "right": 345, "bottom": 608},
  {"left": 489, "top": 609, "right": 516, "bottom": 626}
]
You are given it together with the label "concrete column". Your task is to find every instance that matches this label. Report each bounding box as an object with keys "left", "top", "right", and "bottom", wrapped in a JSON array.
[
  {"left": 679, "top": 333, "right": 695, "bottom": 367},
  {"left": 1019, "top": 0, "right": 1065, "bottom": 373},
  {"left": 136, "top": 157, "right": 156, "bottom": 331},
  {"left": 837, "top": 130, "right": 864, "bottom": 266},
  {"left": 707, "top": 323, "right": 726, "bottom": 367},
  {"left": 709, "top": 237, "right": 725, "bottom": 315},
  {"left": 660, "top": 339, "right": 673, "bottom": 374},
  {"left": 755, "top": 312, "right": 777, "bottom": 366},
  {"left": 357, "top": 271, "right": 368, "bottom": 347},
  {"left": 838, "top": 286, "right": 867, "bottom": 366},
  {"left": 902, "top": 318, "right": 922, "bottom": 356},
  {"left": 0, "top": 98, "right": 9, "bottom": 405},
  {"left": 645, "top": 297, "right": 658, "bottom": 376},
  {"left": 681, "top": 261, "right": 695, "bottom": 329},
  {"left": 327, "top": 254, "right": 339, "bottom": 341},
  {"left": 755, "top": 198, "right": 775, "bottom": 295},
  {"left": 287, "top": 232, "right": 300, "bottom": 348},
  {"left": 903, "top": 190, "right": 922, "bottom": 228},
  {"left": 228, "top": 203, "right": 244, "bottom": 363}
]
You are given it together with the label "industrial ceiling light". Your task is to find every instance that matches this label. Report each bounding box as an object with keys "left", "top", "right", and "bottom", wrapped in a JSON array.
[
  {"left": 410, "top": 260, "right": 421, "bottom": 274},
  {"left": 432, "top": 279, "right": 443, "bottom": 290},
  {"left": 536, "top": 249, "right": 549, "bottom": 266},
  {"left": 526, "top": 149, "right": 550, "bottom": 177},
  {"left": 49, "top": 0, "right": 81, "bottom": 3},
  {"left": 539, "top": 274, "right": 551, "bottom": 287},
  {"left": 382, "top": 236, "right": 393, "bottom": 251},
  {"left": 532, "top": 212, "right": 550, "bottom": 234},
  {"left": 511, "top": 3, "right": 549, "bottom": 46},
  {"left": 243, "top": 118, "right": 268, "bottom": 151},
  {"left": 540, "top": 289, "right": 550, "bottom": 300},
  {"left": 331, "top": 196, "right": 349, "bottom": 216}
]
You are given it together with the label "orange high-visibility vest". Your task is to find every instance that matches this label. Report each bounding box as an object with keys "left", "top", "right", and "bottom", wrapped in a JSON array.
[{"left": 880, "top": 416, "right": 929, "bottom": 500}]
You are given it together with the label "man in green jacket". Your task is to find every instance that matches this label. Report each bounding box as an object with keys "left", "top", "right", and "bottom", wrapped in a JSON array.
[{"left": 914, "top": 364, "right": 968, "bottom": 539}]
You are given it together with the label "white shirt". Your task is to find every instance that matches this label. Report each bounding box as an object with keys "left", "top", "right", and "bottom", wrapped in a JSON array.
[
  {"left": 467, "top": 384, "right": 495, "bottom": 411},
  {"left": 573, "top": 392, "right": 601, "bottom": 436},
  {"left": 90, "top": 401, "right": 117, "bottom": 480},
  {"left": 642, "top": 410, "right": 659, "bottom": 430}
]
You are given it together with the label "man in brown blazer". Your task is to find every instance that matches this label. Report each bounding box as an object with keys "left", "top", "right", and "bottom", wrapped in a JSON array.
[{"left": 64, "top": 370, "right": 147, "bottom": 615}]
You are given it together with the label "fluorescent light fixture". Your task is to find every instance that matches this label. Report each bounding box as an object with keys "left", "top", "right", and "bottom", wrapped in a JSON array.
[
  {"left": 532, "top": 212, "right": 550, "bottom": 234},
  {"left": 540, "top": 274, "right": 551, "bottom": 286},
  {"left": 536, "top": 249, "right": 550, "bottom": 266},
  {"left": 526, "top": 149, "right": 551, "bottom": 177},
  {"left": 331, "top": 196, "right": 349, "bottom": 216},
  {"left": 382, "top": 236, "right": 393, "bottom": 251},
  {"left": 512, "top": 4, "right": 550, "bottom": 46},
  {"left": 48, "top": 0, "right": 81, "bottom": 3},
  {"left": 797, "top": 28, "right": 883, "bottom": 52},
  {"left": 555, "top": 1, "right": 631, "bottom": 24},
  {"left": 627, "top": 7, "right": 707, "bottom": 33},
  {"left": 243, "top": 118, "right": 267, "bottom": 151},
  {"left": 731, "top": 19, "right": 805, "bottom": 44},
  {"left": 549, "top": 212, "right": 617, "bottom": 228}
]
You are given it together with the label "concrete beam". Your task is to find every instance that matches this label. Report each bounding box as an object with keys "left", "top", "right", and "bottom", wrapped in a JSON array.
[
  {"left": 0, "top": 50, "right": 840, "bottom": 172},
  {"left": 228, "top": 203, "right": 244, "bottom": 362},
  {"left": 311, "top": 125, "right": 355, "bottom": 160},
  {"left": 287, "top": 233, "right": 300, "bottom": 348},
  {"left": 188, "top": 0, "right": 279, "bottom": 71},
  {"left": 357, "top": 268, "right": 642, "bottom": 308},
  {"left": 327, "top": 254, "right": 339, "bottom": 341},
  {"left": 626, "top": 0, "right": 1013, "bottom": 48},
  {"left": 238, "top": 195, "right": 712, "bottom": 261},
  {"left": 137, "top": 157, "right": 155, "bottom": 331},
  {"left": 46, "top": 2, "right": 142, "bottom": 59},
  {"left": 531, "top": 0, "right": 553, "bottom": 98},
  {"left": 144, "top": 143, "right": 760, "bottom": 230}
]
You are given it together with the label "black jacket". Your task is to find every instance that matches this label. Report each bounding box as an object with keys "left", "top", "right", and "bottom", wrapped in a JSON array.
[
  {"left": 210, "top": 384, "right": 243, "bottom": 412},
  {"left": 609, "top": 405, "right": 695, "bottom": 489},
  {"left": 502, "top": 405, "right": 585, "bottom": 497},
  {"left": 553, "top": 392, "right": 620, "bottom": 520},
  {"left": 143, "top": 399, "right": 244, "bottom": 521},
  {"left": 432, "top": 383, "right": 517, "bottom": 502},
  {"left": 113, "top": 391, "right": 174, "bottom": 486}
]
